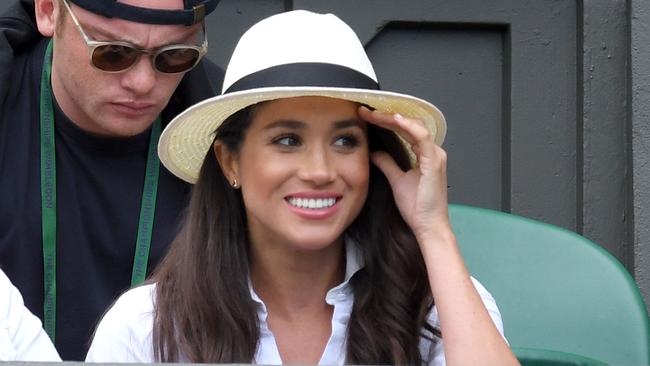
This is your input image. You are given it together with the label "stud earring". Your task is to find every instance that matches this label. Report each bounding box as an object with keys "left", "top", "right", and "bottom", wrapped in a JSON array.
[{"left": 231, "top": 178, "right": 240, "bottom": 189}]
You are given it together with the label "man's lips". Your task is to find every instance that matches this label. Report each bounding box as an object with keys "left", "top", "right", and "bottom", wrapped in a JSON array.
[{"left": 111, "top": 101, "right": 156, "bottom": 115}]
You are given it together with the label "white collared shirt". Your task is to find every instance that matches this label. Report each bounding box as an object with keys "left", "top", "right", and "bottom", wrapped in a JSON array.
[
  {"left": 86, "top": 243, "right": 505, "bottom": 364},
  {"left": 0, "top": 270, "right": 61, "bottom": 361}
]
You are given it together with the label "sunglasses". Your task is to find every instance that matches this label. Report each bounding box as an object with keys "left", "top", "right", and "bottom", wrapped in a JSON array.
[{"left": 61, "top": 0, "right": 208, "bottom": 74}]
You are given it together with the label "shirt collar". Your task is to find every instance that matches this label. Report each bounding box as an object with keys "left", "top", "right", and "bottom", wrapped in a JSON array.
[{"left": 331, "top": 237, "right": 363, "bottom": 293}]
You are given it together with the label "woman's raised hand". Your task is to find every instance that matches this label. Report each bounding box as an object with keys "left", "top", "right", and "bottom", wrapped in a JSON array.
[
  {"left": 360, "top": 106, "right": 520, "bottom": 366},
  {"left": 358, "top": 106, "right": 451, "bottom": 241}
]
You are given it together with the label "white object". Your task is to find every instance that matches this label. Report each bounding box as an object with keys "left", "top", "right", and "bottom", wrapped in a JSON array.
[{"left": 0, "top": 270, "right": 61, "bottom": 361}]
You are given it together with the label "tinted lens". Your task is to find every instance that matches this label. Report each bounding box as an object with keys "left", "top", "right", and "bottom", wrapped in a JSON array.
[
  {"left": 154, "top": 47, "right": 200, "bottom": 73},
  {"left": 92, "top": 44, "right": 139, "bottom": 72}
]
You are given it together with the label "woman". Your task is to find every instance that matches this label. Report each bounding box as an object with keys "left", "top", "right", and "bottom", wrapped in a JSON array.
[{"left": 86, "top": 10, "right": 519, "bottom": 365}]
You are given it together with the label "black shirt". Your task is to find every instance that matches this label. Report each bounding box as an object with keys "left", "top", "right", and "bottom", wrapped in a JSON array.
[{"left": 0, "top": 37, "right": 194, "bottom": 360}]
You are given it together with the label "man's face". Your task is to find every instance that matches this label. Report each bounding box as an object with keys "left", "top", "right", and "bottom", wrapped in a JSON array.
[{"left": 47, "top": 0, "right": 203, "bottom": 137}]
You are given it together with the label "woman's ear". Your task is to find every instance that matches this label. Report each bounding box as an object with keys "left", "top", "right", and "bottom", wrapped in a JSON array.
[
  {"left": 214, "top": 142, "right": 240, "bottom": 185},
  {"left": 34, "top": 0, "right": 58, "bottom": 37}
]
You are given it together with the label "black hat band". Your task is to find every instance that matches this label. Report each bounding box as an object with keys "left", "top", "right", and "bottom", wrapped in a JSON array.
[
  {"left": 68, "top": 0, "right": 219, "bottom": 25},
  {"left": 224, "top": 63, "right": 380, "bottom": 94}
]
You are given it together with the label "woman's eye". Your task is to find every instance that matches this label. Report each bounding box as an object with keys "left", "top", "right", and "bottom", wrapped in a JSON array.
[
  {"left": 333, "top": 135, "right": 359, "bottom": 148},
  {"left": 273, "top": 135, "right": 301, "bottom": 147}
]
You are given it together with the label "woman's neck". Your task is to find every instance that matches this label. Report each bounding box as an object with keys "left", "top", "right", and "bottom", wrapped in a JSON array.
[
  {"left": 249, "top": 238, "right": 346, "bottom": 364},
  {"left": 249, "top": 239, "right": 345, "bottom": 316}
]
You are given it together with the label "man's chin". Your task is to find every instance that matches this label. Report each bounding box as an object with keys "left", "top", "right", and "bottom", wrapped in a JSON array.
[{"left": 91, "top": 119, "right": 157, "bottom": 138}]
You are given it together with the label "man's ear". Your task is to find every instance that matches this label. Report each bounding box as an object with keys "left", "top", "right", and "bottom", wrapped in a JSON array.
[
  {"left": 34, "top": 0, "right": 59, "bottom": 37},
  {"left": 213, "top": 142, "right": 240, "bottom": 185}
]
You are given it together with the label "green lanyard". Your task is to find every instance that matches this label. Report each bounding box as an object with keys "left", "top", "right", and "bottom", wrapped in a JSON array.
[{"left": 39, "top": 39, "right": 161, "bottom": 341}]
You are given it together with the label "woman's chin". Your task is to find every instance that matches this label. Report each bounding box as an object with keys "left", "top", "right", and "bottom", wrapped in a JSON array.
[{"left": 284, "top": 233, "right": 345, "bottom": 253}]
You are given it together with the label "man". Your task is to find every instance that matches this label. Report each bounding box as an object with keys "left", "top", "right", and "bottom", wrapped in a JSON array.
[{"left": 0, "top": 0, "right": 223, "bottom": 360}]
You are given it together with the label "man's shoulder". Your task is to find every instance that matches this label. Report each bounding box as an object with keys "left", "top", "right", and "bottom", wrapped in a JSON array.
[
  {"left": 0, "top": 0, "right": 42, "bottom": 115},
  {"left": 0, "top": 1, "right": 40, "bottom": 50}
]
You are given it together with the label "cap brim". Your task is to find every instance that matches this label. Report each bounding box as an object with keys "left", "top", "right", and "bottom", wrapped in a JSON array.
[{"left": 158, "top": 87, "right": 447, "bottom": 183}]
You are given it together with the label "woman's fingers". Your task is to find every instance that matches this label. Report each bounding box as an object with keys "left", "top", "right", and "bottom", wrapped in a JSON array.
[
  {"left": 363, "top": 106, "right": 451, "bottom": 238},
  {"left": 370, "top": 151, "right": 404, "bottom": 186},
  {"left": 358, "top": 106, "right": 432, "bottom": 149}
]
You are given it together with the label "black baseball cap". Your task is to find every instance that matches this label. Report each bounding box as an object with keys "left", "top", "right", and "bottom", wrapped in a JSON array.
[{"left": 67, "top": 0, "right": 220, "bottom": 25}]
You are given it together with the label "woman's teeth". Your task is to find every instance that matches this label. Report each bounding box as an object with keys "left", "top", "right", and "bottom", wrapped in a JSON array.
[{"left": 288, "top": 197, "right": 337, "bottom": 209}]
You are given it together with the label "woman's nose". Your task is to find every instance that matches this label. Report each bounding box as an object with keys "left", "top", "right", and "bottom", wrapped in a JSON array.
[{"left": 297, "top": 146, "right": 337, "bottom": 185}]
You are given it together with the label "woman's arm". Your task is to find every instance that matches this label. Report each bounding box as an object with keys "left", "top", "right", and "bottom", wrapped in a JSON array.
[
  {"left": 359, "top": 106, "right": 519, "bottom": 366},
  {"left": 417, "top": 228, "right": 516, "bottom": 365}
]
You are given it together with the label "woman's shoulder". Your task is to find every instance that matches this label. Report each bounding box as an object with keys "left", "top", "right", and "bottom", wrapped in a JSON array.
[
  {"left": 97, "top": 283, "right": 157, "bottom": 328},
  {"left": 85, "top": 283, "right": 157, "bottom": 362},
  {"left": 109, "top": 283, "right": 157, "bottom": 315}
]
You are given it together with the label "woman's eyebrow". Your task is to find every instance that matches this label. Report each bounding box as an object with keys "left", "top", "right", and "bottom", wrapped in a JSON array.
[
  {"left": 262, "top": 119, "right": 364, "bottom": 131},
  {"left": 333, "top": 119, "right": 365, "bottom": 130},
  {"left": 263, "top": 120, "right": 305, "bottom": 130}
]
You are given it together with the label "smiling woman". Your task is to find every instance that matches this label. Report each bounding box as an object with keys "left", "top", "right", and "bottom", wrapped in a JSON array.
[
  {"left": 85, "top": 10, "right": 520, "bottom": 365},
  {"left": 219, "top": 97, "right": 370, "bottom": 254}
]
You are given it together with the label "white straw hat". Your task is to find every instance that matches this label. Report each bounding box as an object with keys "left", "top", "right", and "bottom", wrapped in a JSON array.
[{"left": 158, "top": 10, "right": 446, "bottom": 184}]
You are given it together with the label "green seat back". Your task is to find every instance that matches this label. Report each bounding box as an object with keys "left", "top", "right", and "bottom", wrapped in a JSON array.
[
  {"left": 512, "top": 347, "right": 609, "bottom": 366},
  {"left": 449, "top": 204, "right": 650, "bottom": 366}
]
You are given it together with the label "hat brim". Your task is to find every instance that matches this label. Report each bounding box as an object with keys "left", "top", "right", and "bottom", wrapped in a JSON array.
[{"left": 158, "top": 86, "right": 447, "bottom": 183}]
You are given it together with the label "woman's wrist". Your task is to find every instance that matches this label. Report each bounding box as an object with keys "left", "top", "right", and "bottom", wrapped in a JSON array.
[
  {"left": 414, "top": 219, "right": 456, "bottom": 243},
  {"left": 415, "top": 221, "right": 457, "bottom": 254}
]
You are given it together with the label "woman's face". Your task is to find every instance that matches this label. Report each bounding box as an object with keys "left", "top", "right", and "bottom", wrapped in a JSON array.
[{"left": 222, "top": 96, "right": 370, "bottom": 253}]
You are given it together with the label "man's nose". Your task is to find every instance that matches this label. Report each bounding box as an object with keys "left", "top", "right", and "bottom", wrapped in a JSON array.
[{"left": 120, "top": 56, "right": 157, "bottom": 95}]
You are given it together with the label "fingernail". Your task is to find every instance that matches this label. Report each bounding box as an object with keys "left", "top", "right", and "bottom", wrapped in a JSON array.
[{"left": 394, "top": 113, "right": 404, "bottom": 121}]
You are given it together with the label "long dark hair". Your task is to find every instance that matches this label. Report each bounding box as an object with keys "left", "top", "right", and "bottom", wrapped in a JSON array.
[{"left": 152, "top": 102, "right": 439, "bottom": 364}]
